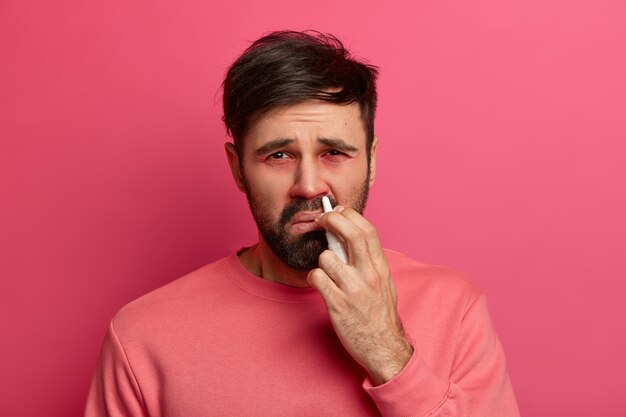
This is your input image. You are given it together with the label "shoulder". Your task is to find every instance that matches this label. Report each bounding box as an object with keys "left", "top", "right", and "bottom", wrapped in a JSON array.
[
  {"left": 383, "top": 248, "right": 481, "bottom": 306},
  {"left": 110, "top": 255, "right": 232, "bottom": 335},
  {"left": 383, "top": 249, "right": 489, "bottom": 348}
]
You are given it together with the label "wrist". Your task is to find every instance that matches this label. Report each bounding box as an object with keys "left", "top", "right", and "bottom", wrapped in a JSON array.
[{"left": 368, "top": 337, "right": 414, "bottom": 385}]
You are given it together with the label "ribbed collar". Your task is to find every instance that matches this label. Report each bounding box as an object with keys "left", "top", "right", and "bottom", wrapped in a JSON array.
[{"left": 222, "top": 252, "right": 323, "bottom": 303}]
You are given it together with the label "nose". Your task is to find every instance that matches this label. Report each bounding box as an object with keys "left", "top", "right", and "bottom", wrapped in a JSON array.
[{"left": 289, "top": 157, "right": 329, "bottom": 200}]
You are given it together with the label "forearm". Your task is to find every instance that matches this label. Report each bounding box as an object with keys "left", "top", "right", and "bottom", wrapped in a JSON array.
[{"left": 362, "top": 327, "right": 414, "bottom": 386}]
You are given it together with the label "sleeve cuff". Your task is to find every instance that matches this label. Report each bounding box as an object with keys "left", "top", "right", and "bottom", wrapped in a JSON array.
[{"left": 363, "top": 349, "right": 450, "bottom": 417}]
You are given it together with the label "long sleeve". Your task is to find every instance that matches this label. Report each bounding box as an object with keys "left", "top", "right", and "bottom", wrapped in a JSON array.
[
  {"left": 363, "top": 295, "right": 519, "bottom": 417},
  {"left": 84, "top": 321, "right": 148, "bottom": 417}
]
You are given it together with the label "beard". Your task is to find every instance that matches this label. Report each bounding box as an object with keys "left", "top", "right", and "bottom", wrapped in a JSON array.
[{"left": 243, "top": 179, "right": 370, "bottom": 271}]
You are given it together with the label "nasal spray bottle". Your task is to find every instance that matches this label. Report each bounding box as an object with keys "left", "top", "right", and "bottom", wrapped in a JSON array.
[{"left": 321, "top": 196, "right": 348, "bottom": 264}]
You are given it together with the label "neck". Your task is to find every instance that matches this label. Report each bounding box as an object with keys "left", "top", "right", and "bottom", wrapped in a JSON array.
[{"left": 238, "top": 235, "right": 312, "bottom": 288}]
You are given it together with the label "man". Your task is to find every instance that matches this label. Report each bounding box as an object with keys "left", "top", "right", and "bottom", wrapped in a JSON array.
[{"left": 86, "top": 31, "right": 520, "bottom": 416}]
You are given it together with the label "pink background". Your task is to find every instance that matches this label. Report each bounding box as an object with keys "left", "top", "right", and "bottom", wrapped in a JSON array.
[{"left": 1, "top": 0, "right": 625, "bottom": 416}]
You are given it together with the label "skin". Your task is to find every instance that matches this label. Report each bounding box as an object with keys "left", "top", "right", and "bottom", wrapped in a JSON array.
[{"left": 224, "top": 100, "right": 413, "bottom": 385}]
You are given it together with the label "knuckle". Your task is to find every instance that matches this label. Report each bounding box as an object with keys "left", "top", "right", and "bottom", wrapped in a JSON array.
[
  {"left": 322, "top": 280, "right": 335, "bottom": 300},
  {"left": 345, "top": 225, "right": 363, "bottom": 241},
  {"left": 318, "top": 250, "right": 335, "bottom": 265},
  {"left": 324, "top": 211, "right": 339, "bottom": 223},
  {"left": 319, "top": 251, "right": 345, "bottom": 277},
  {"left": 363, "top": 223, "right": 377, "bottom": 239},
  {"left": 363, "top": 271, "right": 382, "bottom": 287},
  {"left": 341, "top": 207, "right": 356, "bottom": 216},
  {"left": 309, "top": 268, "right": 323, "bottom": 279},
  {"left": 333, "top": 295, "right": 348, "bottom": 311},
  {"left": 307, "top": 269, "right": 320, "bottom": 284}
]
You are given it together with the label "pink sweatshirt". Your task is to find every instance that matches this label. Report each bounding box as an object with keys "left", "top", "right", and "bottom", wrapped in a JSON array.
[{"left": 86, "top": 249, "right": 519, "bottom": 417}]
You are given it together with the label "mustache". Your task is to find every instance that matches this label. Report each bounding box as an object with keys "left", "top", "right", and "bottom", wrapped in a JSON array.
[{"left": 278, "top": 196, "right": 338, "bottom": 227}]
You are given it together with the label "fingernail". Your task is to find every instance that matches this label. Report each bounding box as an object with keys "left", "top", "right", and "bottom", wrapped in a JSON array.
[{"left": 334, "top": 205, "right": 345, "bottom": 212}]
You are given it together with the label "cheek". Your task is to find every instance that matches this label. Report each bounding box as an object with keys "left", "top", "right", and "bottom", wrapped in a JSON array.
[
  {"left": 251, "top": 179, "right": 284, "bottom": 204},
  {"left": 336, "top": 164, "right": 368, "bottom": 188},
  {"left": 331, "top": 170, "right": 369, "bottom": 207},
  {"left": 246, "top": 183, "right": 284, "bottom": 221},
  {"left": 248, "top": 168, "right": 293, "bottom": 198}
]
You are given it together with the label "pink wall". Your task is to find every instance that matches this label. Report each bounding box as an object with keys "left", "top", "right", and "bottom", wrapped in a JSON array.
[{"left": 1, "top": 0, "right": 625, "bottom": 415}]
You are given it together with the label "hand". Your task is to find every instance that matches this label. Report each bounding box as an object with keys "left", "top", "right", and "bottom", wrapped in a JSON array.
[{"left": 307, "top": 206, "right": 414, "bottom": 385}]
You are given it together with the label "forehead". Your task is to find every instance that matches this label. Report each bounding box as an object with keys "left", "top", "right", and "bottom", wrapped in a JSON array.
[{"left": 243, "top": 101, "right": 366, "bottom": 148}]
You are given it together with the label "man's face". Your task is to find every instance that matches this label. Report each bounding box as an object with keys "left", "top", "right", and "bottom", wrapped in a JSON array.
[{"left": 226, "top": 100, "right": 376, "bottom": 270}]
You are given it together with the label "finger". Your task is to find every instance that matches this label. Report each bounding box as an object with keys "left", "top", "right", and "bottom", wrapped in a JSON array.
[
  {"left": 334, "top": 207, "right": 388, "bottom": 276},
  {"left": 307, "top": 267, "right": 340, "bottom": 307},
  {"left": 316, "top": 210, "right": 371, "bottom": 270},
  {"left": 317, "top": 249, "right": 354, "bottom": 291}
]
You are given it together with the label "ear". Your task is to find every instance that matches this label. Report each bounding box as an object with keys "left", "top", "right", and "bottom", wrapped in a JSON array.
[
  {"left": 224, "top": 142, "right": 246, "bottom": 192},
  {"left": 368, "top": 136, "right": 379, "bottom": 187}
]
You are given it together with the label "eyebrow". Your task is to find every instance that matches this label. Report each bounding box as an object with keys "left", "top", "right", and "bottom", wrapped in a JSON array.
[
  {"left": 318, "top": 137, "right": 359, "bottom": 153},
  {"left": 254, "top": 139, "right": 294, "bottom": 156},
  {"left": 253, "top": 137, "right": 359, "bottom": 156}
]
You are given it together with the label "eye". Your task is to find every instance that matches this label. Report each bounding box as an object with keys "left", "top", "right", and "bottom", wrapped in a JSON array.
[
  {"left": 270, "top": 151, "right": 287, "bottom": 159},
  {"left": 264, "top": 151, "right": 292, "bottom": 166},
  {"left": 323, "top": 149, "right": 349, "bottom": 160}
]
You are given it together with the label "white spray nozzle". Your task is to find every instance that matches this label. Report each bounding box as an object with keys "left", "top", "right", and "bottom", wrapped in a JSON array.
[
  {"left": 321, "top": 196, "right": 348, "bottom": 263},
  {"left": 322, "top": 196, "right": 334, "bottom": 213}
]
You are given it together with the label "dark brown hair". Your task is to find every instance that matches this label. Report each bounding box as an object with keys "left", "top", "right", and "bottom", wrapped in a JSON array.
[{"left": 222, "top": 30, "right": 379, "bottom": 158}]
